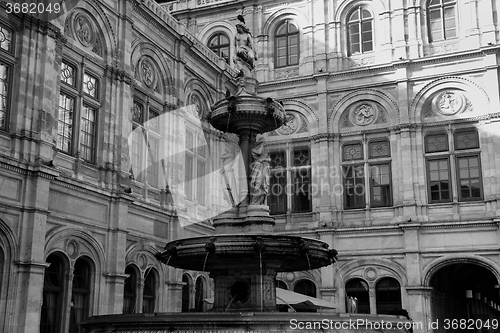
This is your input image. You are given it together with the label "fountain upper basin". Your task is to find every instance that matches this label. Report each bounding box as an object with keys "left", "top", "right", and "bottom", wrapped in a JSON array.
[{"left": 156, "top": 234, "right": 337, "bottom": 272}]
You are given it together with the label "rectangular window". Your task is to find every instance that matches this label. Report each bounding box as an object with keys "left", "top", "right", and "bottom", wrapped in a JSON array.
[
  {"left": 80, "top": 106, "right": 96, "bottom": 162},
  {"left": 0, "top": 64, "right": 8, "bottom": 129},
  {"left": 57, "top": 94, "right": 75, "bottom": 153},
  {"left": 83, "top": 73, "right": 98, "bottom": 98},
  {"left": 269, "top": 170, "right": 287, "bottom": 214},
  {"left": 344, "top": 165, "right": 365, "bottom": 209},
  {"left": 0, "top": 26, "right": 12, "bottom": 51},
  {"left": 343, "top": 143, "right": 363, "bottom": 161},
  {"left": 130, "top": 128, "right": 142, "bottom": 181},
  {"left": 185, "top": 154, "right": 194, "bottom": 200},
  {"left": 370, "top": 163, "right": 391, "bottom": 207},
  {"left": 197, "top": 159, "right": 206, "bottom": 205},
  {"left": 292, "top": 167, "right": 311, "bottom": 213},
  {"left": 61, "top": 61, "right": 76, "bottom": 86},
  {"left": 427, "top": 158, "right": 451, "bottom": 202},
  {"left": 457, "top": 155, "right": 482, "bottom": 200},
  {"left": 146, "top": 138, "right": 159, "bottom": 187}
]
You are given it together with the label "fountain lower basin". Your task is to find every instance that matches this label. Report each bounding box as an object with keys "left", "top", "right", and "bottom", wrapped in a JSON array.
[{"left": 82, "top": 312, "right": 412, "bottom": 333}]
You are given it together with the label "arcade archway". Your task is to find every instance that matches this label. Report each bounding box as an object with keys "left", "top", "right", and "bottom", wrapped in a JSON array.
[{"left": 429, "top": 263, "right": 500, "bottom": 332}]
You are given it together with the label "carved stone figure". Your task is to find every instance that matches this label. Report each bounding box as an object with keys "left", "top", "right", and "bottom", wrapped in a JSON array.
[
  {"left": 233, "top": 15, "right": 257, "bottom": 77},
  {"left": 250, "top": 135, "right": 270, "bottom": 205},
  {"left": 221, "top": 138, "right": 246, "bottom": 206}
]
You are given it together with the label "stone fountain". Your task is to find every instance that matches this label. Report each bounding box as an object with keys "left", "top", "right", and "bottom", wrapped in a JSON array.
[{"left": 82, "top": 16, "right": 410, "bottom": 333}]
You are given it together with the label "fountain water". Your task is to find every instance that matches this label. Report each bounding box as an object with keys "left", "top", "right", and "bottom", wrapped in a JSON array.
[{"left": 82, "top": 16, "right": 411, "bottom": 333}]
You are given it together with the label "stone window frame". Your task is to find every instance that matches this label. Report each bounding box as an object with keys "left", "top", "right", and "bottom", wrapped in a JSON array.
[
  {"left": 130, "top": 93, "right": 163, "bottom": 189},
  {"left": 274, "top": 20, "right": 300, "bottom": 68},
  {"left": 346, "top": 5, "right": 374, "bottom": 56},
  {"left": 424, "top": 127, "right": 483, "bottom": 204},
  {"left": 123, "top": 264, "right": 159, "bottom": 314},
  {"left": 57, "top": 58, "right": 102, "bottom": 164},
  {"left": 184, "top": 125, "right": 208, "bottom": 207},
  {"left": 341, "top": 138, "right": 393, "bottom": 210},
  {"left": 345, "top": 278, "right": 370, "bottom": 314},
  {"left": 207, "top": 32, "right": 230, "bottom": 64},
  {"left": 268, "top": 146, "right": 312, "bottom": 215},
  {"left": 427, "top": 0, "right": 458, "bottom": 43},
  {"left": 0, "top": 23, "right": 15, "bottom": 131},
  {"left": 375, "top": 277, "right": 402, "bottom": 314}
]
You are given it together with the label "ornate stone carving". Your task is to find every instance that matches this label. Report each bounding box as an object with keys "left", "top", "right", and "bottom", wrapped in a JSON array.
[
  {"left": 92, "top": 35, "right": 102, "bottom": 56},
  {"left": 140, "top": 57, "right": 157, "bottom": 88},
  {"left": 297, "top": 115, "right": 309, "bottom": 133},
  {"left": 353, "top": 103, "right": 375, "bottom": 126},
  {"left": 434, "top": 90, "right": 466, "bottom": 116},
  {"left": 349, "top": 56, "right": 374, "bottom": 68},
  {"left": 375, "top": 106, "right": 388, "bottom": 124},
  {"left": 430, "top": 41, "right": 458, "bottom": 55},
  {"left": 341, "top": 112, "right": 353, "bottom": 128},
  {"left": 276, "top": 114, "right": 297, "bottom": 135},
  {"left": 74, "top": 13, "right": 94, "bottom": 47},
  {"left": 275, "top": 67, "right": 299, "bottom": 80}
]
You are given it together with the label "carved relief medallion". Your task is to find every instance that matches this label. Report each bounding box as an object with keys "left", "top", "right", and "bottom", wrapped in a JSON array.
[
  {"left": 74, "top": 13, "right": 94, "bottom": 47},
  {"left": 433, "top": 90, "right": 466, "bottom": 116},
  {"left": 353, "top": 103, "right": 375, "bottom": 126},
  {"left": 140, "top": 58, "right": 157, "bottom": 88},
  {"left": 277, "top": 114, "right": 297, "bottom": 135}
]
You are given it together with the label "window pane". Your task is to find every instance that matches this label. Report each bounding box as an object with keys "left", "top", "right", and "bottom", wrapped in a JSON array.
[
  {"left": 83, "top": 73, "right": 98, "bottom": 98},
  {"left": 293, "top": 149, "right": 310, "bottom": 166},
  {"left": 80, "top": 107, "right": 96, "bottom": 162},
  {"left": 142, "top": 269, "right": 156, "bottom": 313},
  {"left": 41, "top": 255, "right": 64, "bottom": 333},
  {"left": 457, "top": 156, "right": 482, "bottom": 200},
  {"left": 343, "top": 143, "right": 363, "bottom": 161},
  {"left": 362, "top": 9, "right": 372, "bottom": 19},
  {"left": 185, "top": 154, "right": 194, "bottom": 200},
  {"left": 344, "top": 165, "right": 365, "bottom": 209},
  {"left": 61, "top": 61, "right": 76, "bottom": 86},
  {"left": 0, "top": 26, "right": 12, "bottom": 52},
  {"left": 57, "top": 94, "right": 74, "bottom": 153},
  {"left": 197, "top": 159, "right": 206, "bottom": 205},
  {"left": 132, "top": 102, "right": 143, "bottom": 123},
  {"left": 369, "top": 140, "right": 390, "bottom": 158},
  {"left": 376, "top": 278, "right": 402, "bottom": 314},
  {"left": 454, "top": 130, "right": 479, "bottom": 150},
  {"left": 269, "top": 171, "right": 287, "bottom": 214},
  {"left": 346, "top": 279, "right": 370, "bottom": 314},
  {"left": 148, "top": 109, "right": 159, "bottom": 132},
  {"left": 0, "top": 64, "right": 8, "bottom": 129},
  {"left": 276, "top": 22, "right": 287, "bottom": 35},
  {"left": 292, "top": 168, "right": 311, "bottom": 213},
  {"left": 425, "top": 133, "right": 448, "bottom": 153},
  {"left": 147, "top": 138, "right": 159, "bottom": 187},
  {"left": 371, "top": 164, "right": 391, "bottom": 206},
  {"left": 270, "top": 151, "right": 286, "bottom": 168},
  {"left": 69, "top": 259, "right": 91, "bottom": 333},
  {"left": 123, "top": 266, "right": 137, "bottom": 314},
  {"left": 130, "top": 128, "right": 142, "bottom": 180},
  {"left": 186, "top": 130, "right": 194, "bottom": 152},
  {"left": 288, "top": 22, "right": 298, "bottom": 33},
  {"left": 427, "top": 158, "right": 451, "bottom": 202},
  {"left": 349, "top": 10, "right": 360, "bottom": 21}
]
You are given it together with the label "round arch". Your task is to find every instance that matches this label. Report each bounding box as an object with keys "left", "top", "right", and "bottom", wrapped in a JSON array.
[
  {"left": 409, "top": 76, "right": 490, "bottom": 122},
  {"left": 63, "top": 1, "right": 117, "bottom": 62},
  {"left": 293, "top": 278, "right": 317, "bottom": 297},
  {"left": 329, "top": 89, "right": 399, "bottom": 132},
  {"left": 422, "top": 254, "right": 500, "bottom": 287},
  {"left": 333, "top": 0, "right": 388, "bottom": 56},
  {"left": 130, "top": 41, "right": 175, "bottom": 102},
  {"left": 338, "top": 258, "right": 408, "bottom": 287},
  {"left": 45, "top": 227, "right": 106, "bottom": 274},
  {"left": 281, "top": 99, "right": 319, "bottom": 134}
]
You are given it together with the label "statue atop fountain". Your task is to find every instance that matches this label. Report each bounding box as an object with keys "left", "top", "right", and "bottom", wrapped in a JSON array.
[{"left": 234, "top": 15, "right": 257, "bottom": 78}]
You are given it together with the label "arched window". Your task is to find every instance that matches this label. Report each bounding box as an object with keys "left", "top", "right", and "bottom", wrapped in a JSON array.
[
  {"left": 275, "top": 20, "right": 299, "bottom": 68},
  {"left": 347, "top": 7, "right": 373, "bottom": 55},
  {"left": 0, "top": 24, "right": 13, "bottom": 131},
  {"left": 428, "top": 0, "right": 457, "bottom": 42},
  {"left": 345, "top": 278, "right": 370, "bottom": 314},
  {"left": 41, "top": 254, "right": 65, "bottom": 333},
  {"left": 69, "top": 258, "right": 91, "bottom": 333},
  {"left": 276, "top": 280, "right": 288, "bottom": 290},
  {"left": 194, "top": 276, "right": 206, "bottom": 312},
  {"left": 294, "top": 279, "right": 316, "bottom": 297},
  {"left": 208, "top": 33, "right": 230, "bottom": 63},
  {"left": 123, "top": 265, "right": 138, "bottom": 314},
  {"left": 142, "top": 268, "right": 157, "bottom": 313},
  {"left": 181, "top": 274, "right": 191, "bottom": 312},
  {"left": 375, "top": 277, "right": 402, "bottom": 314}
]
